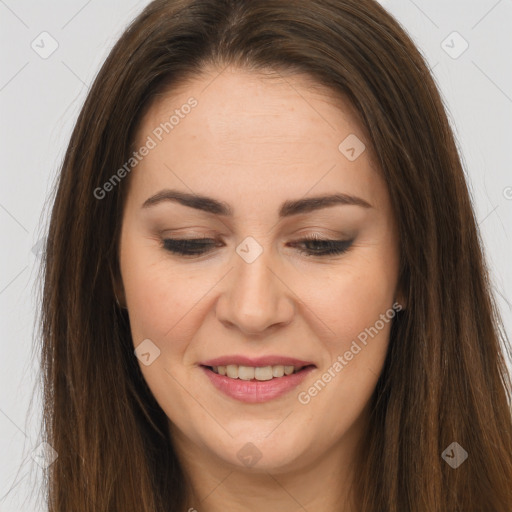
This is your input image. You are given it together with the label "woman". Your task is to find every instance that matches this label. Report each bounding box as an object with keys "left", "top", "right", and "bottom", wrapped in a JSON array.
[{"left": 40, "top": 0, "right": 512, "bottom": 510}]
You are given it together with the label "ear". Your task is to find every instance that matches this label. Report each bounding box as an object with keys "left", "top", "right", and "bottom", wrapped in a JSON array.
[{"left": 110, "top": 261, "right": 127, "bottom": 309}]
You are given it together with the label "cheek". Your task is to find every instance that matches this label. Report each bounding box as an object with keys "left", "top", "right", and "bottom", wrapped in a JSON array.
[
  {"left": 120, "top": 235, "right": 193, "bottom": 347},
  {"left": 120, "top": 239, "right": 202, "bottom": 420},
  {"left": 298, "top": 245, "right": 398, "bottom": 404},
  {"left": 306, "top": 252, "right": 398, "bottom": 344}
]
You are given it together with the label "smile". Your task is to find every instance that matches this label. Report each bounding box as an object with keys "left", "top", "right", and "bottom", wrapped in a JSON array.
[
  {"left": 200, "top": 360, "right": 316, "bottom": 403},
  {"left": 209, "top": 364, "right": 305, "bottom": 380}
]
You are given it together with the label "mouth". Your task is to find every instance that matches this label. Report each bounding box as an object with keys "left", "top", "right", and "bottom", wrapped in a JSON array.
[
  {"left": 202, "top": 363, "right": 314, "bottom": 381},
  {"left": 199, "top": 358, "right": 316, "bottom": 403}
]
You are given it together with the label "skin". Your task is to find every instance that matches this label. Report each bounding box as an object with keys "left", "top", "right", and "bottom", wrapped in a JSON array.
[{"left": 118, "top": 65, "right": 403, "bottom": 511}]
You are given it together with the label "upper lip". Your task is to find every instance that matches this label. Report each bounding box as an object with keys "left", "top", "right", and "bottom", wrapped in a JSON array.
[{"left": 200, "top": 355, "right": 316, "bottom": 368}]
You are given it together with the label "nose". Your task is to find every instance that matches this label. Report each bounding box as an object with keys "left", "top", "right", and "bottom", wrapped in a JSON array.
[{"left": 215, "top": 246, "right": 295, "bottom": 336}]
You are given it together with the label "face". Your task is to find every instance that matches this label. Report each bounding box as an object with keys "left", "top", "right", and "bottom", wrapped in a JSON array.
[{"left": 118, "top": 66, "right": 401, "bottom": 475}]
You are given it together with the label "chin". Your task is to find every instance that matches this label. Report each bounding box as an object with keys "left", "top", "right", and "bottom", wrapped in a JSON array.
[{"left": 205, "top": 429, "right": 312, "bottom": 473}]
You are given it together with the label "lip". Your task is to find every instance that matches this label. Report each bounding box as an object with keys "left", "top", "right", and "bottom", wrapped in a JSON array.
[
  {"left": 199, "top": 356, "right": 316, "bottom": 403},
  {"left": 201, "top": 355, "right": 315, "bottom": 368}
]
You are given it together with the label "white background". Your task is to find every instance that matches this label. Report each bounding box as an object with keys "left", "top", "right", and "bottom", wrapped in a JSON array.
[{"left": 1, "top": 0, "right": 511, "bottom": 510}]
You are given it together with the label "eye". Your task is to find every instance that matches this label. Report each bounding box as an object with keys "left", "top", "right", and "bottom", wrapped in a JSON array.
[
  {"left": 162, "top": 235, "right": 353, "bottom": 258},
  {"left": 162, "top": 237, "right": 221, "bottom": 256},
  {"left": 291, "top": 234, "right": 354, "bottom": 257}
]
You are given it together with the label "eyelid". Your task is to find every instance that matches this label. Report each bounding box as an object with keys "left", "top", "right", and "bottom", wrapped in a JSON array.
[{"left": 160, "top": 234, "right": 354, "bottom": 258}]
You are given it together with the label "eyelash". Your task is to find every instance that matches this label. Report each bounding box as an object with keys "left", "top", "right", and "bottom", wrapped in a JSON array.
[{"left": 161, "top": 234, "right": 354, "bottom": 258}]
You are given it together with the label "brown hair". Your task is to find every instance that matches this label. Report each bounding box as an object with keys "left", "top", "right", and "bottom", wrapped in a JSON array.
[{"left": 40, "top": 0, "right": 512, "bottom": 510}]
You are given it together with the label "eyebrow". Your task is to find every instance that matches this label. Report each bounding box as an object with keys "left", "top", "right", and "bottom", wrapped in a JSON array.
[{"left": 141, "top": 188, "right": 372, "bottom": 217}]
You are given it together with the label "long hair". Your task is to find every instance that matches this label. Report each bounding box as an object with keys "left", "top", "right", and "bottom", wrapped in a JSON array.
[{"left": 40, "top": 0, "right": 512, "bottom": 510}]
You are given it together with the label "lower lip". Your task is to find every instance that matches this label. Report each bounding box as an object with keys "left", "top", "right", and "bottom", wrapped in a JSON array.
[{"left": 201, "top": 365, "right": 315, "bottom": 403}]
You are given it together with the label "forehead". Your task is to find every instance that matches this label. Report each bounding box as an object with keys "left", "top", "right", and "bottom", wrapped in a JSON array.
[{"left": 130, "top": 66, "right": 387, "bottom": 214}]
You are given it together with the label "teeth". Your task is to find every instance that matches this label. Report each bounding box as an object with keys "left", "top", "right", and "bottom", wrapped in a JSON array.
[
  {"left": 254, "top": 366, "right": 273, "bottom": 381},
  {"left": 211, "top": 364, "right": 303, "bottom": 380},
  {"left": 226, "top": 365, "right": 238, "bottom": 379},
  {"left": 238, "top": 366, "right": 255, "bottom": 381},
  {"left": 272, "top": 365, "right": 284, "bottom": 377}
]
